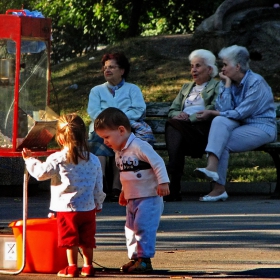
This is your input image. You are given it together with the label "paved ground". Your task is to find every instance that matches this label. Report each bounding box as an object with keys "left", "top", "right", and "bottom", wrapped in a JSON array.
[{"left": 0, "top": 191, "right": 280, "bottom": 279}]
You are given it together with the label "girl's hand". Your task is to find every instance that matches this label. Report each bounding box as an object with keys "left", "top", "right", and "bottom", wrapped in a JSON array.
[
  {"left": 119, "top": 191, "right": 127, "bottom": 206},
  {"left": 22, "top": 148, "right": 32, "bottom": 160},
  {"left": 157, "top": 183, "right": 170, "bottom": 197}
]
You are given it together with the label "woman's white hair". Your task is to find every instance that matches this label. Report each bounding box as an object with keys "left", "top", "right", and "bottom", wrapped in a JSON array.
[
  {"left": 218, "top": 45, "right": 250, "bottom": 73},
  {"left": 189, "top": 49, "right": 218, "bottom": 77}
]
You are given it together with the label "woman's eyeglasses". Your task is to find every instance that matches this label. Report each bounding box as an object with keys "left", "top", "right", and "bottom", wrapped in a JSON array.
[{"left": 103, "top": 65, "right": 119, "bottom": 71}]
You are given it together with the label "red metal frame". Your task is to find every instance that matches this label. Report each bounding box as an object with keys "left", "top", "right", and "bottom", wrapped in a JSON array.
[{"left": 0, "top": 12, "right": 56, "bottom": 157}]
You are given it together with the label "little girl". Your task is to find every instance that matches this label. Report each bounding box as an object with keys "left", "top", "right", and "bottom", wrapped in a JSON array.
[{"left": 22, "top": 113, "right": 106, "bottom": 278}]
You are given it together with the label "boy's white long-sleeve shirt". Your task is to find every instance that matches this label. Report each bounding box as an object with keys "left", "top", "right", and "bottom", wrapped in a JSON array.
[
  {"left": 24, "top": 149, "right": 106, "bottom": 212},
  {"left": 115, "top": 133, "right": 170, "bottom": 200}
]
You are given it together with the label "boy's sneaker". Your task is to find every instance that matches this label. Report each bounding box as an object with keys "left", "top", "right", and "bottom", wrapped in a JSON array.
[
  {"left": 120, "top": 259, "right": 136, "bottom": 272},
  {"left": 127, "top": 258, "right": 153, "bottom": 273},
  {"left": 57, "top": 265, "right": 79, "bottom": 278},
  {"left": 81, "top": 265, "right": 95, "bottom": 277}
]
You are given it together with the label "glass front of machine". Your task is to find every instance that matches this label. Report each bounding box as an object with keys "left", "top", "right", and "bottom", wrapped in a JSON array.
[
  {"left": 0, "top": 38, "right": 56, "bottom": 151},
  {"left": 0, "top": 39, "right": 16, "bottom": 148}
]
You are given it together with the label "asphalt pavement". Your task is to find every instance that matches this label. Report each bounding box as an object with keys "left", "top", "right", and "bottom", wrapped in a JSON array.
[{"left": 0, "top": 190, "right": 280, "bottom": 279}]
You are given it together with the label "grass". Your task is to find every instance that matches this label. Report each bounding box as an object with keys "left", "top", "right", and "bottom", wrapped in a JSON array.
[
  {"left": 157, "top": 151, "right": 276, "bottom": 183},
  {"left": 49, "top": 35, "right": 277, "bottom": 183}
]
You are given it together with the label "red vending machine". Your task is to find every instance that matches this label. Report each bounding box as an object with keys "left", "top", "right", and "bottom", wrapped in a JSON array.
[{"left": 0, "top": 10, "right": 57, "bottom": 186}]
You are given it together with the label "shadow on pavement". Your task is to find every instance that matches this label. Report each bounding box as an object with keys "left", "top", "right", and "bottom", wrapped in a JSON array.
[{"left": 230, "top": 267, "right": 280, "bottom": 278}]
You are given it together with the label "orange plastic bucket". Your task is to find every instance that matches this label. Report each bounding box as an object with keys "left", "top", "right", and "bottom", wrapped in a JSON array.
[{"left": 9, "top": 218, "right": 68, "bottom": 273}]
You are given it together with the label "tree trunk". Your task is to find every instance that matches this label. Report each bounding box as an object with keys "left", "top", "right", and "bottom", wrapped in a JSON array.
[{"left": 127, "top": 0, "right": 144, "bottom": 37}]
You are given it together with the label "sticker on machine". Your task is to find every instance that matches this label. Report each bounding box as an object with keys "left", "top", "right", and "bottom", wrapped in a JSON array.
[{"left": 5, "top": 242, "right": 16, "bottom": 260}]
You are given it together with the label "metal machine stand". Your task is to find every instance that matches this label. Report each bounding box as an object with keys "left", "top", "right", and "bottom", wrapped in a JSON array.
[{"left": 0, "top": 167, "right": 28, "bottom": 275}]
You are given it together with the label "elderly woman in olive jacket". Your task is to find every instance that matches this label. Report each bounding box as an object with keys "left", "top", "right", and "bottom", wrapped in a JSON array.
[{"left": 165, "top": 49, "right": 219, "bottom": 201}]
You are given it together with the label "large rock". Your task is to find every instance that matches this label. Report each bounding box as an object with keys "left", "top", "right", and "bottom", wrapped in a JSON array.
[{"left": 192, "top": 0, "right": 280, "bottom": 93}]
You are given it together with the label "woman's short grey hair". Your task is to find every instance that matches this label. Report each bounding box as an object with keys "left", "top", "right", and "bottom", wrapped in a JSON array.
[
  {"left": 218, "top": 45, "right": 250, "bottom": 73},
  {"left": 189, "top": 49, "right": 218, "bottom": 78}
]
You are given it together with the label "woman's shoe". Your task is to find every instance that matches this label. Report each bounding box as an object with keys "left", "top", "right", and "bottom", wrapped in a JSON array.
[
  {"left": 199, "top": 191, "right": 228, "bottom": 202},
  {"left": 194, "top": 168, "right": 219, "bottom": 182}
]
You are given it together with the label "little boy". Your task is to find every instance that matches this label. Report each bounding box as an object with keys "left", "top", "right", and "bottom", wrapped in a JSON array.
[{"left": 94, "top": 107, "right": 170, "bottom": 273}]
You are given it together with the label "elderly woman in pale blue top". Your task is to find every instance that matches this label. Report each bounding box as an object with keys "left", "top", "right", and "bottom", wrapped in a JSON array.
[
  {"left": 87, "top": 52, "right": 155, "bottom": 201},
  {"left": 194, "top": 45, "right": 277, "bottom": 202}
]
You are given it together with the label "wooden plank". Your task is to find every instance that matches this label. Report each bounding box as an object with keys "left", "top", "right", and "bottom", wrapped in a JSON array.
[
  {"left": 153, "top": 142, "right": 166, "bottom": 150},
  {"left": 146, "top": 102, "right": 280, "bottom": 119},
  {"left": 259, "top": 142, "right": 280, "bottom": 149},
  {"left": 145, "top": 119, "right": 166, "bottom": 134},
  {"left": 146, "top": 102, "right": 171, "bottom": 117}
]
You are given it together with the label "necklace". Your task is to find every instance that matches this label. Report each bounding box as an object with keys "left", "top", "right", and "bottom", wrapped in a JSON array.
[{"left": 186, "top": 82, "right": 207, "bottom": 105}]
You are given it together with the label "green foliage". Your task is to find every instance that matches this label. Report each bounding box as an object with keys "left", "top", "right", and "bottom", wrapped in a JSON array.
[
  {"left": 158, "top": 151, "right": 276, "bottom": 183},
  {"left": 35, "top": 0, "right": 131, "bottom": 63},
  {"left": 148, "top": 0, "right": 224, "bottom": 34},
  {"left": 0, "top": 0, "right": 38, "bottom": 13},
  {"left": 1, "top": 0, "right": 225, "bottom": 63},
  {"left": 33, "top": 0, "right": 224, "bottom": 64}
]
